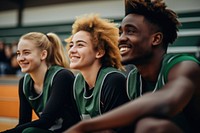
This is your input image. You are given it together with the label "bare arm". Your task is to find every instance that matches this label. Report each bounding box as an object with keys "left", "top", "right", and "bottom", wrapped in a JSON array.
[{"left": 63, "top": 61, "right": 200, "bottom": 133}]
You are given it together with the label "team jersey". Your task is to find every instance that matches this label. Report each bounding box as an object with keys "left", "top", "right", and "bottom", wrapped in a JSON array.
[
  {"left": 4, "top": 65, "right": 80, "bottom": 133},
  {"left": 23, "top": 65, "right": 63, "bottom": 116},
  {"left": 127, "top": 53, "right": 199, "bottom": 99},
  {"left": 73, "top": 67, "right": 127, "bottom": 119},
  {"left": 126, "top": 53, "right": 200, "bottom": 132}
]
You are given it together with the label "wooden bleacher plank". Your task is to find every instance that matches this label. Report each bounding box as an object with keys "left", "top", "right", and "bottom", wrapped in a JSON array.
[
  {"left": 0, "top": 75, "right": 38, "bottom": 132},
  {"left": 0, "top": 117, "right": 18, "bottom": 132},
  {"left": 0, "top": 84, "right": 19, "bottom": 118}
]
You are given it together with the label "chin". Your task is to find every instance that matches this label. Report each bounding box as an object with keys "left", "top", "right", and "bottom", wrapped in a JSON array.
[
  {"left": 121, "top": 57, "right": 134, "bottom": 65},
  {"left": 20, "top": 68, "right": 27, "bottom": 73},
  {"left": 70, "top": 64, "right": 79, "bottom": 69}
]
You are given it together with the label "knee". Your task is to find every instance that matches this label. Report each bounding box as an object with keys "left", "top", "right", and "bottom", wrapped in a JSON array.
[
  {"left": 135, "top": 117, "right": 160, "bottom": 133},
  {"left": 134, "top": 117, "right": 183, "bottom": 133}
]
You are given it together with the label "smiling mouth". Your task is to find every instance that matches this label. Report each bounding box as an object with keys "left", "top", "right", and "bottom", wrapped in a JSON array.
[
  {"left": 70, "top": 56, "right": 80, "bottom": 62},
  {"left": 120, "top": 47, "right": 129, "bottom": 52},
  {"left": 119, "top": 46, "right": 131, "bottom": 55},
  {"left": 19, "top": 62, "right": 29, "bottom": 67}
]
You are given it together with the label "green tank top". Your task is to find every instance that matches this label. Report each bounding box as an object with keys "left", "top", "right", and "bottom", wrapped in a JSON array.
[
  {"left": 73, "top": 67, "right": 125, "bottom": 120},
  {"left": 127, "top": 53, "right": 200, "bottom": 100},
  {"left": 126, "top": 54, "right": 200, "bottom": 132},
  {"left": 23, "top": 65, "right": 63, "bottom": 117}
]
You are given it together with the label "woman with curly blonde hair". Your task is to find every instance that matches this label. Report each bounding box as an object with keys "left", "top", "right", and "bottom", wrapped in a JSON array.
[{"left": 65, "top": 14, "right": 132, "bottom": 132}]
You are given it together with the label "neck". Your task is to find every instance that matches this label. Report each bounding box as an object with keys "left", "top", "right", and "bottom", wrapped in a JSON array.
[
  {"left": 136, "top": 52, "right": 165, "bottom": 82},
  {"left": 30, "top": 64, "right": 49, "bottom": 91},
  {"left": 81, "top": 64, "right": 102, "bottom": 90}
]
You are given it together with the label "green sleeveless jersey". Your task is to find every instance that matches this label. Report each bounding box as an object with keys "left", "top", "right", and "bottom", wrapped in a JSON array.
[
  {"left": 73, "top": 67, "right": 125, "bottom": 120},
  {"left": 23, "top": 65, "right": 63, "bottom": 117},
  {"left": 127, "top": 54, "right": 200, "bottom": 132},
  {"left": 127, "top": 53, "right": 200, "bottom": 100}
]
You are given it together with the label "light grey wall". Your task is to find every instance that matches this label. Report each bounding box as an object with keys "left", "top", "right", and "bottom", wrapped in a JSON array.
[
  {"left": 0, "top": 0, "right": 199, "bottom": 28},
  {"left": 0, "top": 0, "right": 124, "bottom": 27}
]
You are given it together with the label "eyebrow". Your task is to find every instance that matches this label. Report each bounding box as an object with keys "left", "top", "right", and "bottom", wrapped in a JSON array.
[
  {"left": 17, "top": 49, "right": 31, "bottom": 52},
  {"left": 126, "top": 23, "right": 136, "bottom": 28},
  {"left": 119, "top": 23, "right": 136, "bottom": 30},
  {"left": 70, "top": 40, "right": 87, "bottom": 44}
]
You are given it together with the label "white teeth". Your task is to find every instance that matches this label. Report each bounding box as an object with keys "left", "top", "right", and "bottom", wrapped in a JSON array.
[
  {"left": 70, "top": 56, "right": 79, "bottom": 62},
  {"left": 120, "top": 47, "right": 128, "bottom": 52},
  {"left": 71, "top": 57, "right": 79, "bottom": 59}
]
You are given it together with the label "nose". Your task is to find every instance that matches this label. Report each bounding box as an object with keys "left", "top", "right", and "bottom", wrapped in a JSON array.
[
  {"left": 17, "top": 54, "right": 25, "bottom": 63},
  {"left": 68, "top": 44, "right": 76, "bottom": 55},
  {"left": 119, "top": 32, "right": 128, "bottom": 42}
]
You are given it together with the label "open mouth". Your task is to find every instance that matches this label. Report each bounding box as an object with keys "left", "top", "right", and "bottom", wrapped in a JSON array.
[
  {"left": 19, "top": 62, "right": 29, "bottom": 68},
  {"left": 70, "top": 56, "right": 80, "bottom": 63},
  {"left": 119, "top": 45, "right": 131, "bottom": 55}
]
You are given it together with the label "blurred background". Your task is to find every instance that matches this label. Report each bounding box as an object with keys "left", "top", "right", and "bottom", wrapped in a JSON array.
[
  {"left": 0, "top": 0, "right": 200, "bottom": 131},
  {"left": 0, "top": 0, "right": 200, "bottom": 57}
]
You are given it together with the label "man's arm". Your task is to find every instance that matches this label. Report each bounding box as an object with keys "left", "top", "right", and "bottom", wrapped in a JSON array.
[{"left": 63, "top": 61, "right": 200, "bottom": 133}]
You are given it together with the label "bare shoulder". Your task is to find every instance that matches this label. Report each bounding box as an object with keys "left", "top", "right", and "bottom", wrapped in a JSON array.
[
  {"left": 168, "top": 60, "right": 200, "bottom": 82},
  {"left": 166, "top": 60, "right": 200, "bottom": 104}
]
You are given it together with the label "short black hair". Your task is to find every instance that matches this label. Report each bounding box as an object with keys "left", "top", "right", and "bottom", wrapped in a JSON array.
[{"left": 125, "top": 0, "right": 181, "bottom": 49}]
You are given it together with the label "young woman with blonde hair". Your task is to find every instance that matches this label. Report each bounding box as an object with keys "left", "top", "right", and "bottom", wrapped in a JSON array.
[{"left": 2, "top": 32, "right": 80, "bottom": 133}]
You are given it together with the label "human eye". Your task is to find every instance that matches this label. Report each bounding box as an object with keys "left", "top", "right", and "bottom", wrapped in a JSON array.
[
  {"left": 16, "top": 51, "right": 20, "bottom": 57},
  {"left": 68, "top": 43, "right": 74, "bottom": 49},
  {"left": 119, "top": 30, "right": 123, "bottom": 36},
  {"left": 118, "top": 26, "right": 122, "bottom": 36},
  {"left": 77, "top": 42, "right": 84, "bottom": 47},
  {"left": 24, "top": 51, "right": 30, "bottom": 55},
  {"left": 127, "top": 28, "right": 136, "bottom": 34}
]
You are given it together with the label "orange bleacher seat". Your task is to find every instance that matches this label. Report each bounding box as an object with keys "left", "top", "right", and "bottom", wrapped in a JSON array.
[
  {"left": 0, "top": 76, "right": 38, "bottom": 132},
  {"left": 0, "top": 84, "right": 38, "bottom": 118}
]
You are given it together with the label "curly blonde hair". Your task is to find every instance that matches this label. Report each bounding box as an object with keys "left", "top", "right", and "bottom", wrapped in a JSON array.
[{"left": 66, "top": 14, "right": 123, "bottom": 70}]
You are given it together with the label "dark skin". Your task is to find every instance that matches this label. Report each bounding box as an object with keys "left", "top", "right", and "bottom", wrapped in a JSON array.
[
  {"left": 63, "top": 14, "right": 200, "bottom": 133},
  {"left": 119, "top": 14, "right": 164, "bottom": 82}
]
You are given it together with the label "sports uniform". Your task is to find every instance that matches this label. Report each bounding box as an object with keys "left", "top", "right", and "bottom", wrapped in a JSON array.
[
  {"left": 3, "top": 66, "right": 80, "bottom": 133},
  {"left": 126, "top": 53, "right": 200, "bottom": 132},
  {"left": 74, "top": 67, "right": 132, "bottom": 132}
]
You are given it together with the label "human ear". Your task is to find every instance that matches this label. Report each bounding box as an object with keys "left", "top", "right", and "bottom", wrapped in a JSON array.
[
  {"left": 152, "top": 32, "right": 163, "bottom": 46},
  {"left": 41, "top": 50, "right": 48, "bottom": 60},
  {"left": 96, "top": 49, "right": 105, "bottom": 59}
]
